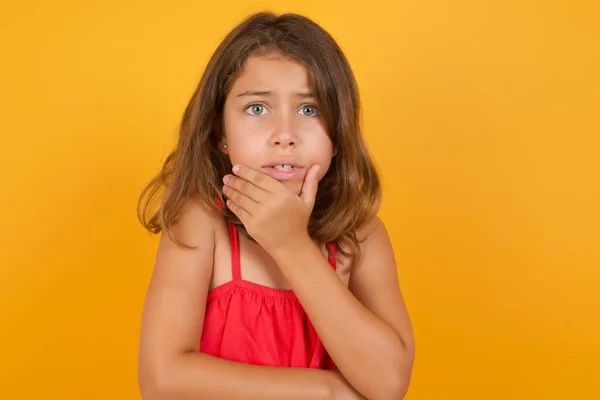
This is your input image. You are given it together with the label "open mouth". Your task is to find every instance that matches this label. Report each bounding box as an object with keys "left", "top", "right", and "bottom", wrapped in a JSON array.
[
  {"left": 269, "top": 164, "right": 295, "bottom": 172},
  {"left": 261, "top": 163, "right": 303, "bottom": 180}
]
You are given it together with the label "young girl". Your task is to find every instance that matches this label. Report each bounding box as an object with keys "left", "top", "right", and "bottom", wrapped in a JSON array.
[{"left": 137, "top": 12, "right": 414, "bottom": 400}]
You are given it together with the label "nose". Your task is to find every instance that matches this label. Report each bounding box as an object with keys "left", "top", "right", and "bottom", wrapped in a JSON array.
[{"left": 270, "top": 114, "right": 297, "bottom": 148}]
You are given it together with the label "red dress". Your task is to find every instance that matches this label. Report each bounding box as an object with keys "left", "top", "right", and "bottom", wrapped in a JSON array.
[{"left": 199, "top": 220, "right": 337, "bottom": 369}]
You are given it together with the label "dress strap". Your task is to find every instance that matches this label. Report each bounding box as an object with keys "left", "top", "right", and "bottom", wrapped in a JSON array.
[
  {"left": 227, "top": 220, "right": 242, "bottom": 280},
  {"left": 327, "top": 243, "right": 337, "bottom": 271}
]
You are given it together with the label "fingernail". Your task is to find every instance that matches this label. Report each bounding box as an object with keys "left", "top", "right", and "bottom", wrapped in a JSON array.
[
  {"left": 223, "top": 175, "right": 230, "bottom": 183},
  {"left": 232, "top": 165, "right": 240, "bottom": 173}
]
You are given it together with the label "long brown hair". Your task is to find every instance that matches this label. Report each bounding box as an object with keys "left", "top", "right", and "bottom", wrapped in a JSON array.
[{"left": 137, "top": 12, "right": 381, "bottom": 262}]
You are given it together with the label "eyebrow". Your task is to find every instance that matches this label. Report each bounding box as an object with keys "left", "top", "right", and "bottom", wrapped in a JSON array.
[{"left": 235, "top": 90, "right": 315, "bottom": 98}]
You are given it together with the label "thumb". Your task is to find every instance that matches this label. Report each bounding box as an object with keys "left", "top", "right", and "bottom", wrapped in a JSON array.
[{"left": 300, "top": 164, "right": 321, "bottom": 206}]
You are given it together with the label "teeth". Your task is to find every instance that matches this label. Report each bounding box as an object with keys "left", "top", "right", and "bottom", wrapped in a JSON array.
[{"left": 274, "top": 164, "right": 293, "bottom": 171}]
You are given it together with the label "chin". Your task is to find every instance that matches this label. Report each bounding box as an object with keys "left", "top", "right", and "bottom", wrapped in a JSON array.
[{"left": 282, "top": 180, "right": 303, "bottom": 195}]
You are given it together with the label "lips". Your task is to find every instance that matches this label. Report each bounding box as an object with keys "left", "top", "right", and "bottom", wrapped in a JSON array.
[{"left": 261, "top": 162, "right": 304, "bottom": 181}]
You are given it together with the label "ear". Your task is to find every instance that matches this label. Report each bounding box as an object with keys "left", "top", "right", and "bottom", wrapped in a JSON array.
[
  {"left": 214, "top": 119, "right": 229, "bottom": 155},
  {"left": 218, "top": 137, "right": 229, "bottom": 155},
  {"left": 332, "top": 143, "right": 338, "bottom": 157}
]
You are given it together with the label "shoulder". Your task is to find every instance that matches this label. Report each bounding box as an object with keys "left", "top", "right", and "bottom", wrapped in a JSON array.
[
  {"left": 353, "top": 216, "right": 392, "bottom": 269},
  {"left": 355, "top": 216, "right": 384, "bottom": 243},
  {"left": 335, "top": 216, "right": 387, "bottom": 272},
  {"left": 167, "top": 196, "right": 221, "bottom": 248},
  {"left": 353, "top": 216, "right": 395, "bottom": 271}
]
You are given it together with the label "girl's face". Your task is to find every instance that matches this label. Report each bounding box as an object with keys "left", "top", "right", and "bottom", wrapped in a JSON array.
[{"left": 221, "top": 51, "right": 336, "bottom": 195}]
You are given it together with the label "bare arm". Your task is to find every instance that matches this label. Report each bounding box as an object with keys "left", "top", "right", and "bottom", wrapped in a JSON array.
[
  {"left": 271, "top": 217, "right": 415, "bottom": 400},
  {"left": 138, "top": 200, "right": 364, "bottom": 400},
  {"left": 144, "top": 353, "right": 365, "bottom": 400}
]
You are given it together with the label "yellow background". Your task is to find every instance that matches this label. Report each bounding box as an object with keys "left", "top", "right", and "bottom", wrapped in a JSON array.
[{"left": 2, "top": 1, "right": 599, "bottom": 399}]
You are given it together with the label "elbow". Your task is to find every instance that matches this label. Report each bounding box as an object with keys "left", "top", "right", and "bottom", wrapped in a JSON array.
[
  {"left": 387, "top": 336, "right": 414, "bottom": 400},
  {"left": 372, "top": 346, "right": 414, "bottom": 400},
  {"left": 139, "top": 381, "right": 157, "bottom": 400},
  {"left": 357, "top": 364, "right": 411, "bottom": 400},
  {"left": 138, "top": 362, "right": 172, "bottom": 400},
  {"left": 138, "top": 370, "right": 161, "bottom": 400},
  {"left": 386, "top": 376, "right": 411, "bottom": 400},
  {"left": 371, "top": 375, "right": 411, "bottom": 400}
]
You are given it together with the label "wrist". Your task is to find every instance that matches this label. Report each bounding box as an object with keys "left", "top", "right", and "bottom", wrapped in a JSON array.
[{"left": 269, "top": 231, "right": 315, "bottom": 262}]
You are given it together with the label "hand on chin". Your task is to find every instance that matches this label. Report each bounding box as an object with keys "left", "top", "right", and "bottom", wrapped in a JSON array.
[{"left": 280, "top": 179, "right": 303, "bottom": 196}]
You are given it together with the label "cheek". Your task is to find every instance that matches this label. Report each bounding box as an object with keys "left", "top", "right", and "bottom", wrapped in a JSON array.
[
  {"left": 301, "top": 118, "right": 332, "bottom": 145},
  {"left": 224, "top": 136, "right": 265, "bottom": 168},
  {"left": 223, "top": 116, "right": 261, "bottom": 150},
  {"left": 317, "top": 157, "right": 333, "bottom": 181},
  {"left": 313, "top": 132, "right": 335, "bottom": 163}
]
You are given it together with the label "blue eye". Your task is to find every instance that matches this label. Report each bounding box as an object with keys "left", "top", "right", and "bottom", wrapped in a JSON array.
[
  {"left": 299, "top": 105, "right": 320, "bottom": 117},
  {"left": 245, "top": 104, "right": 267, "bottom": 115}
]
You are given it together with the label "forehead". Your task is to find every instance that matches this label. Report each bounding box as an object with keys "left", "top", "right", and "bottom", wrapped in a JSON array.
[{"left": 230, "top": 52, "right": 313, "bottom": 93}]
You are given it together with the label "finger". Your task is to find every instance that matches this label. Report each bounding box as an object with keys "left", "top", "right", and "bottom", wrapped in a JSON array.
[
  {"left": 300, "top": 164, "right": 321, "bottom": 206},
  {"left": 223, "top": 184, "right": 256, "bottom": 216},
  {"left": 231, "top": 164, "right": 282, "bottom": 192},
  {"left": 223, "top": 174, "right": 267, "bottom": 203},
  {"left": 226, "top": 199, "right": 251, "bottom": 224}
]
